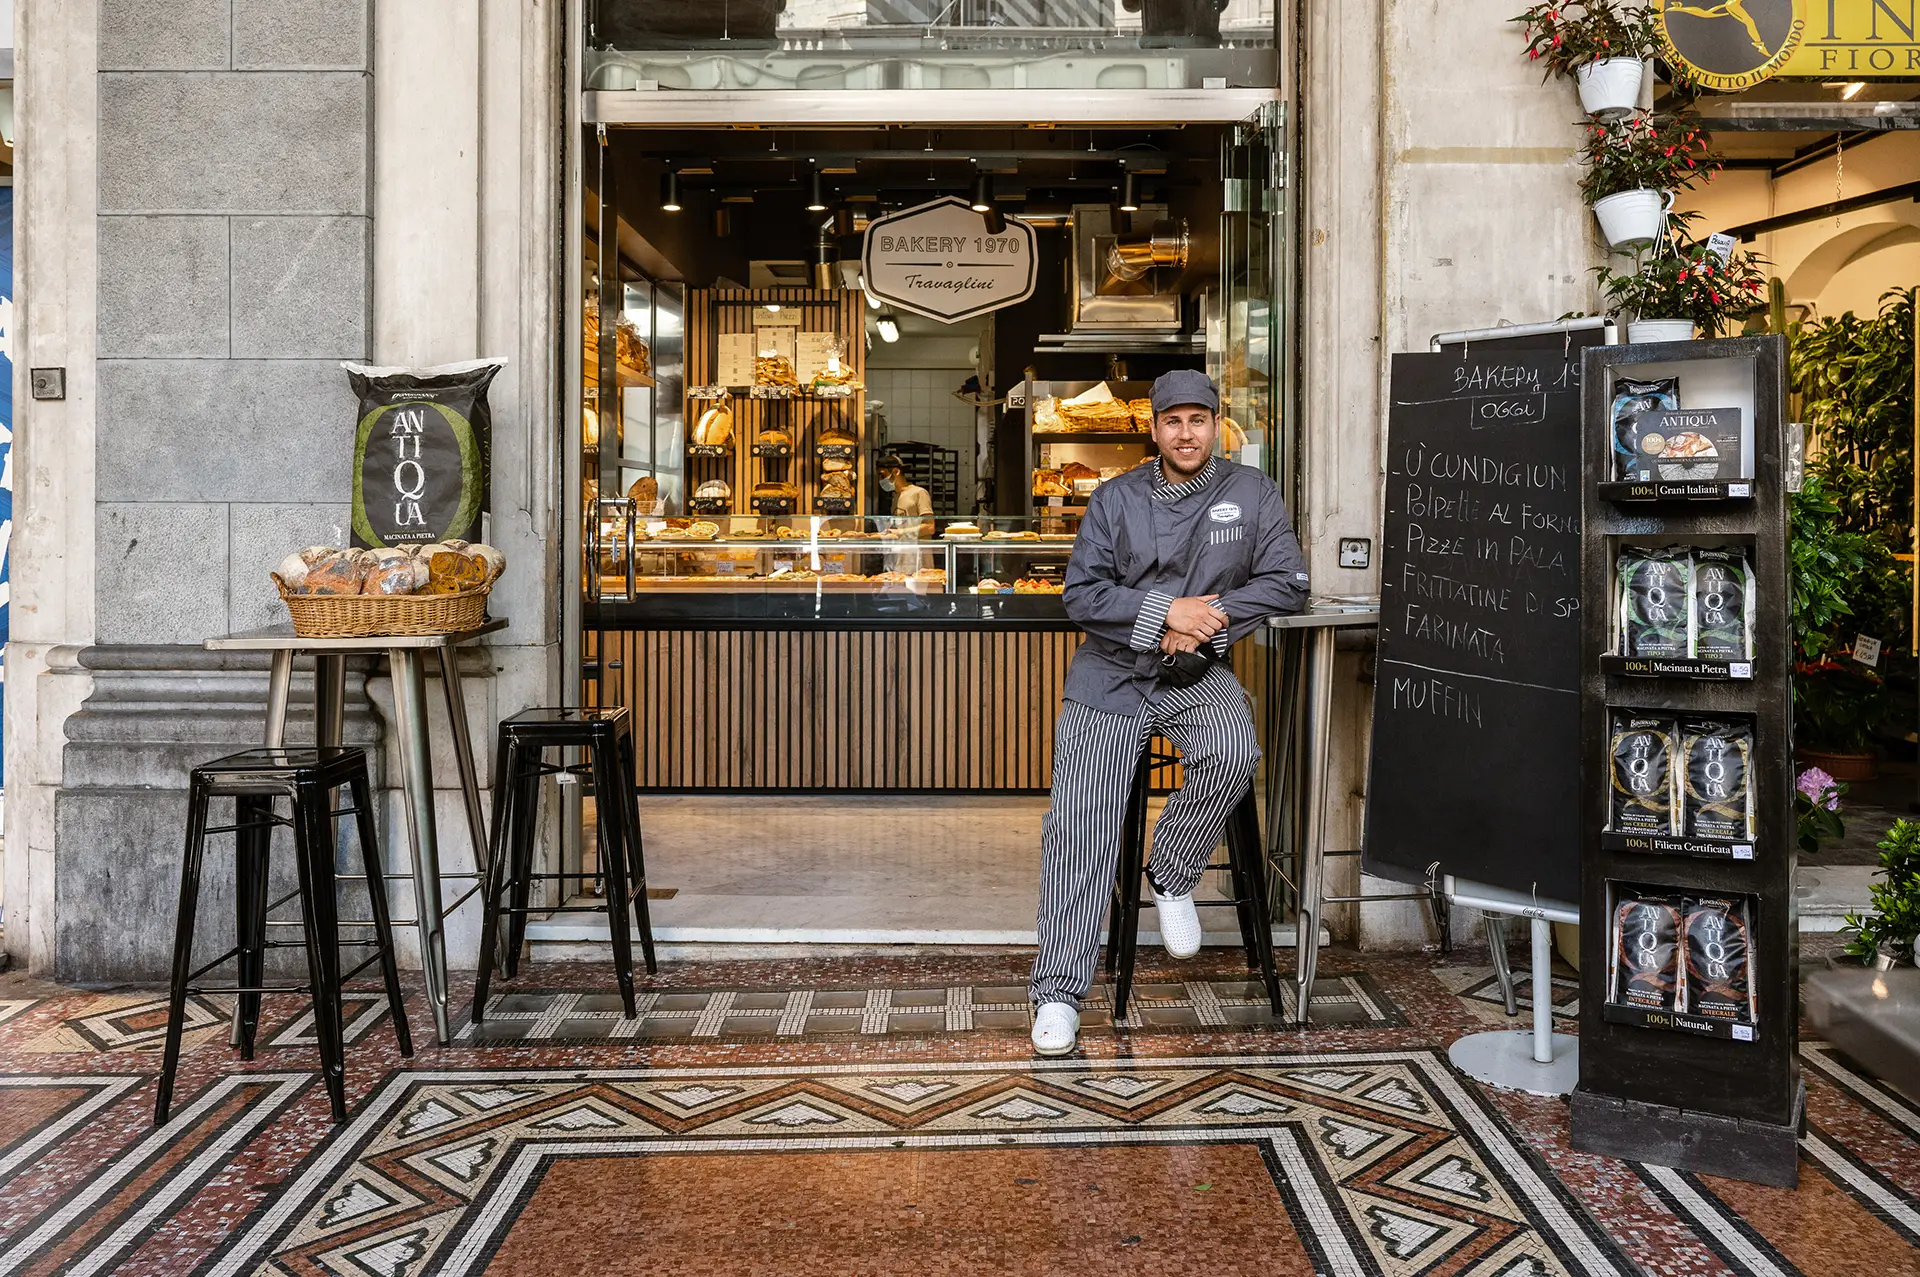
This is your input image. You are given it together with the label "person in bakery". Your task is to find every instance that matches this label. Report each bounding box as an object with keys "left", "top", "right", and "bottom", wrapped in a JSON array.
[
  {"left": 1029, "top": 368, "right": 1309, "bottom": 1056},
  {"left": 876, "top": 453, "right": 936, "bottom": 538}
]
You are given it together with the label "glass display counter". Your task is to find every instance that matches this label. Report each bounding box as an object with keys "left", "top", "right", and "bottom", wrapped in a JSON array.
[{"left": 588, "top": 507, "right": 1074, "bottom": 626}]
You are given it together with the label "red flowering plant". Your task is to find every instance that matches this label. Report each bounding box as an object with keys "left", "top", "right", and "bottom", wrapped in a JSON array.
[
  {"left": 1512, "top": 1, "right": 1656, "bottom": 80},
  {"left": 1596, "top": 237, "right": 1770, "bottom": 335},
  {"left": 1577, "top": 114, "right": 1722, "bottom": 202}
]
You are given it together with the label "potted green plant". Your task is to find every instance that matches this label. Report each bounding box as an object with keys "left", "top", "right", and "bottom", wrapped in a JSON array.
[
  {"left": 1596, "top": 237, "right": 1769, "bottom": 341},
  {"left": 1512, "top": 1, "right": 1656, "bottom": 116},
  {"left": 1790, "top": 473, "right": 1899, "bottom": 777},
  {"left": 1579, "top": 116, "right": 1720, "bottom": 249},
  {"left": 1842, "top": 819, "right": 1920, "bottom": 968}
]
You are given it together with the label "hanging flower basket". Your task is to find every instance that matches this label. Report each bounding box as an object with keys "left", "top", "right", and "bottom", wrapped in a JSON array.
[
  {"left": 1593, "top": 189, "right": 1669, "bottom": 249},
  {"left": 1577, "top": 57, "right": 1644, "bottom": 117}
]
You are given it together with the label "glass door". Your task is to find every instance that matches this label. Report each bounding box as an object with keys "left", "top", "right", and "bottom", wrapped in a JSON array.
[
  {"left": 1215, "top": 101, "right": 1304, "bottom": 921},
  {"left": 1215, "top": 100, "right": 1290, "bottom": 497}
]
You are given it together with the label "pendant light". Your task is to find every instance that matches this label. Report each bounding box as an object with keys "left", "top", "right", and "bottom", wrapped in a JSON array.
[
  {"left": 660, "top": 167, "right": 683, "bottom": 213},
  {"left": 970, "top": 171, "right": 993, "bottom": 214},
  {"left": 807, "top": 167, "right": 828, "bottom": 213},
  {"left": 1118, "top": 170, "right": 1139, "bottom": 214}
]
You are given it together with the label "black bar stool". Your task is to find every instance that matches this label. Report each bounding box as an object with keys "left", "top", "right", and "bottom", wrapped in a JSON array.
[
  {"left": 473, "top": 707, "right": 657, "bottom": 1021},
  {"left": 159, "top": 747, "right": 412, "bottom": 1126},
  {"left": 1104, "top": 748, "right": 1285, "bottom": 1022}
]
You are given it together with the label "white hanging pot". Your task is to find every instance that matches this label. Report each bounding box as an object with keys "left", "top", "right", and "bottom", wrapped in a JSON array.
[
  {"left": 1593, "top": 188, "right": 1671, "bottom": 249},
  {"left": 1628, "top": 319, "right": 1697, "bottom": 344},
  {"left": 1576, "top": 57, "right": 1645, "bottom": 118}
]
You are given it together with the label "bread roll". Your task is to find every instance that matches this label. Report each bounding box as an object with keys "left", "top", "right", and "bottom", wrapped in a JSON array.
[
  {"left": 425, "top": 543, "right": 489, "bottom": 595},
  {"left": 273, "top": 546, "right": 335, "bottom": 591},
  {"left": 303, "top": 549, "right": 372, "bottom": 596},
  {"left": 467, "top": 543, "right": 507, "bottom": 583},
  {"left": 366, "top": 547, "right": 428, "bottom": 596}
]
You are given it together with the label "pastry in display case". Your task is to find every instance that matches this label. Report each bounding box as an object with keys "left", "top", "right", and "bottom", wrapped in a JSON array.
[{"left": 591, "top": 515, "right": 1074, "bottom": 601}]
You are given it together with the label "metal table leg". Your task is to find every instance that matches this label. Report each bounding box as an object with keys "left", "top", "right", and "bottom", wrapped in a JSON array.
[
  {"left": 315, "top": 655, "right": 346, "bottom": 748},
  {"left": 1296, "top": 625, "right": 1337, "bottom": 1024},
  {"left": 264, "top": 650, "right": 294, "bottom": 747},
  {"left": 438, "top": 646, "right": 492, "bottom": 885},
  {"left": 389, "top": 648, "right": 454, "bottom": 1045}
]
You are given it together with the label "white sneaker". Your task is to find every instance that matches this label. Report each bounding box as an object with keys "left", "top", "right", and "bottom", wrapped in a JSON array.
[
  {"left": 1152, "top": 886, "right": 1203, "bottom": 959},
  {"left": 1031, "top": 1002, "right": 1080, "bottom": 1056}
]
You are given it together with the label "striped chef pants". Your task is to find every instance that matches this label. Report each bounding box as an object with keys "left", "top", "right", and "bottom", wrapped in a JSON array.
[{"left": 1029, "top": 662, "right": 1262, "bottom": 1009}]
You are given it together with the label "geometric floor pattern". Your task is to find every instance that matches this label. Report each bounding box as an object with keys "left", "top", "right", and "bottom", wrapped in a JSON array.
[
  {"left": 456, "top": 972, "right": 1403, "bottom": 1046},
  {"left": 1433, "top": 966, "right": 1581, "bottom": 1029},
  {"left": 3, "top": 944, "right": 1919, "bottom": 1276},
  {"left": 205, "top": 1052, "right": 1634, "bottom": 1277}
]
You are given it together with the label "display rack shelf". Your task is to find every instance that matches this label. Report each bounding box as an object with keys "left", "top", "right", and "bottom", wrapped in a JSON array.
[
  {"left": 1032, "top": 431, "right": 1155, "bottom": 443},
  {"left": 1573, "top": 334, "right": 1799, "bottom": 1190},
  {"left": 1599, "top": 655, "right": 1754, "bottom": 680},
  {"left": 1600, "top": 1004, "right": 1759, "bottom": 1041},
  {"left": 1598, "top": 831, "right": 1756, "bottom": 861},
  {"left": 1598, "top": 479, "right": 1754, "bottom": 503}
]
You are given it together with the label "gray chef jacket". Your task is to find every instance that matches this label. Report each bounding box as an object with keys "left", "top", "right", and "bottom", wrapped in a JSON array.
[{"left": 1061, "top": 457, "right": 1309, "bottom": 715}]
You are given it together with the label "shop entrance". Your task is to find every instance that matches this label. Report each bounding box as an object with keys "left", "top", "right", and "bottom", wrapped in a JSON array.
[{"left": 558, "top": 109, "right": 1293, "bottom": 945}]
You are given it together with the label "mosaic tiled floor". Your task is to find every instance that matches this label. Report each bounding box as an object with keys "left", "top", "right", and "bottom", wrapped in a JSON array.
[
  {"left": 456, "top": 972, "right": 1401, "bottom": 1045},
  {"left": 0, "top": 945, "right": 1915, "bottom": 1276}
]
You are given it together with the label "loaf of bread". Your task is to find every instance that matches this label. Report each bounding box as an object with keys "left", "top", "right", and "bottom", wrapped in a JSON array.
[
  {"left": 753, "top": 482, "right": 801, "bottom": 501},
  {"left": 627, "top": 475, "right": 659, "bottom": 505},
  {"left": 694, "top": 401, "right": 734, "bottom": 447},
  {"left": 273, "top": 546, "right": 335, "bottom": 592},
  {"left": 757, "top": 428, "right": 793, "bottom": 452},
  {"left": 302, "top": 549, "right": 372, "bottom": 596},
  {"left": 694, "top": 479, "right": 732, "bottom": 501},
  {"left": 821, "top": 456, "right": 853, "bottom": 473},
  {"left": 366, "top": 547, "right": 429, "bottom": 596},
  {"left": 1060, "top": 461, "right": 1099, "bottom": 482},
  {"left": 420, "top": 541, "right": 492, "bottom": 595}
]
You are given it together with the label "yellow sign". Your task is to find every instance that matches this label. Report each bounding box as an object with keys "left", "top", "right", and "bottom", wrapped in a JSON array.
[
  {"left": 1781, "top": 0, "right": 1920, "bottom": 76},
  {"left": 1655, "top": 1, "right": 1920, "bottom": 87}
]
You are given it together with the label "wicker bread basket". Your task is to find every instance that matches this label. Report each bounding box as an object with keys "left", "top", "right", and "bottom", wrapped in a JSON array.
[{"left": 273, "top": 574, "right": 492, "bottom": 639}]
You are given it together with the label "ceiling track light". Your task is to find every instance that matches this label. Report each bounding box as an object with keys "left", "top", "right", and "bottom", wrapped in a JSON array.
[
  {"left": 1118, "top": 170, "right": 1140, "bottom": 214},
  {"left": 807, "top": 167, "right": 828, "bottom": 213},
  {"left": 660, "top": 167, "right": 683, "bottom": 213},
  {"left": 877, "top": 310, "right": 900, "bottom": 343},
  {"left": 971, "top": 170, "right": 994, "bottom": 214}
]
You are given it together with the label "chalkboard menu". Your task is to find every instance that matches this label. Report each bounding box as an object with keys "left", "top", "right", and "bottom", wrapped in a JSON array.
[{"left": 1365, "top": 350, "right": 1586, "bottom": 902}]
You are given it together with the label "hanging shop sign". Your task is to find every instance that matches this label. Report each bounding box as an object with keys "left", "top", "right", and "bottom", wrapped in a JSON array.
[
  {"left": 861, "top": 196, "right": 1037, "bottom": 324},
  {"left": 1655, "top": 0, "right": 1919, "bottom": 90}
]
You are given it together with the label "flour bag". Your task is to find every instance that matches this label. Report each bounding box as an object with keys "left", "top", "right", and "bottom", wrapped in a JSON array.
[{"left": 345, "top": 358, "right": 505, "bottom": 548}]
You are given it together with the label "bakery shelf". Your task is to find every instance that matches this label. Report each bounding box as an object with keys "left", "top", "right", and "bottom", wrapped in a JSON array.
[
  {"left": 1599, "top": 830, "right": 1756, "bottom": 861},
  {"left": 585, "top": 350, "right": 653, "bottom": 389},
  {"left": 1598, "top": 479, "right": 1755, "bottom": 503},
  {"left": 1600, "top": 655, "right": 1755, "bottom": 681},
  {"left": 1601, "top": 1004, "right": 1758, "bottom": 1041}
]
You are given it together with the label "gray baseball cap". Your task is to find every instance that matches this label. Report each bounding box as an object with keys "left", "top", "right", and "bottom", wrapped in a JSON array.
[{"left": 1149, "top": 369, "right": 1220, "bottom": 416}]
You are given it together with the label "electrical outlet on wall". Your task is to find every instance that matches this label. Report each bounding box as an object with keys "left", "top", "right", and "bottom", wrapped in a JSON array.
[{"left": 1338, "top": 538, "right": 1371, "bottom": 569}]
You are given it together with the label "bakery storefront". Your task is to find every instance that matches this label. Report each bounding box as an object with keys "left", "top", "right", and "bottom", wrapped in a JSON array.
[{"left": 558, "top": 3, "right": 1298, "bottom": 943}]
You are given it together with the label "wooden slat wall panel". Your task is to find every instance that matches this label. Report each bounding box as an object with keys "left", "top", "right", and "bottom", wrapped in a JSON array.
[
  {"left": 608, "top": 628, "right": 1081, "bottom": 792},
  {"left": 686, "top": 288, "right": 867, "bottom": 517},
  {"left": 593, "top": 626, "right": 1269, "bottom": 792}
]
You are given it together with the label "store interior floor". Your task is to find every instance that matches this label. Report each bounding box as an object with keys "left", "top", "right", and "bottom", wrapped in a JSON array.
[{"left": 533, "top": 795, "right": 1270, "bottom": 949}]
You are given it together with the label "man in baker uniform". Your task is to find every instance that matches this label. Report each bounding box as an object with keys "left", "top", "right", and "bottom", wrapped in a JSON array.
[{"left": 1030, "top": 369, "right": 1309, "bottom": 1055}]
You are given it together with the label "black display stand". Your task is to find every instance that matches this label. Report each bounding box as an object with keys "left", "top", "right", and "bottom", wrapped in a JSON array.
[{"left": 1570, "top": 335, "right": 1801, "bottom": 1188}]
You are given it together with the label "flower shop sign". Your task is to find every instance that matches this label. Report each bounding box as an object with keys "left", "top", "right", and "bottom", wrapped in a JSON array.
[{"left": 1656, "top": 1, "right": 1919, "bottom": 90}]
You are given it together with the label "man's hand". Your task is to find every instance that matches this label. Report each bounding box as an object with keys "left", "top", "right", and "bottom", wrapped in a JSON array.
[
  {"left": 1161, "top": 630, "right": 1202, "bottom": 655},
  {"left": 1165, "top": 595, "right": 1226, "bottom": 640}
]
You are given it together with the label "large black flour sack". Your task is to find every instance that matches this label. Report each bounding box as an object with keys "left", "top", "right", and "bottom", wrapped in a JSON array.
[{"left": 346, "top": 358, "right": 505, "bottom": 548}]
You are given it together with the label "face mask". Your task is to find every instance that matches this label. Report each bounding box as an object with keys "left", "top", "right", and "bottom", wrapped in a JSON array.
[{"left": 880, "top": 479, "right": 895, "bottom": 493}]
